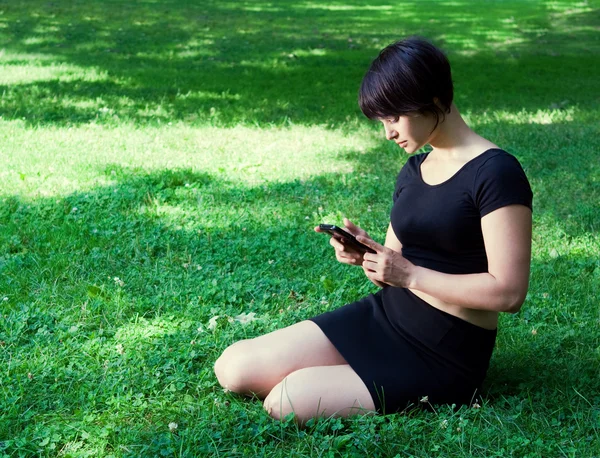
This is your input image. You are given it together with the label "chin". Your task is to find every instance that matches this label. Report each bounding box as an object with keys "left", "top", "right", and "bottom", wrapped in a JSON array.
[{"left": 406, "top": 143, "right": 427, "bottom": 154}]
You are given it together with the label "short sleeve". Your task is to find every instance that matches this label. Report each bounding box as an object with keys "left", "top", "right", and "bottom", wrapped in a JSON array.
[
  {"left": 392, "top": 154, "right": 422, "bottom": 203},
  {"left": 392, "top": 163, "right": 408, "bottom": 203},
  {"left": 473, "top": 152, "right": 533, "bottom": 218}
]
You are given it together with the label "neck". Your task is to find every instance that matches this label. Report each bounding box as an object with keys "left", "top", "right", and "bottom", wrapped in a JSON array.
[{"left": 427, "top": 104, "right": 481, "bottom": 157}]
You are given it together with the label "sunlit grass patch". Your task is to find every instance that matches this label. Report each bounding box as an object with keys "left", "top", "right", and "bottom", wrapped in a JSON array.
[
  {"left": 0, "top": 121, "right": 380, "bottom": 198},
  {"left": 465, "top": 107, "right": 577, "bottom": 125},
  {"left": 0, "top": 49, "right": 109, "bottom": 85},
  {"left": 0, "top": 63, "right": 105, "bottom": 84}
]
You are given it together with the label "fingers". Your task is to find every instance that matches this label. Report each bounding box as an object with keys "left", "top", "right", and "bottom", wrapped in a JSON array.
[
  {"left": 329, "top": 236, "right": 344, "bottom": 250},
  {"left": 362, "top": 252, "right": 377, "bottom": 262},
  {"left": 356, "top": 235, "right": 385, "bottom": 253},
  {"left": 338, "top": 253, "right": 361, "bottom": 265},
  {"left": 336, "top": 249, "right": 362, "bottom": 264},
  {"left": 329, "top": 237, "right": 363, "bottom": 264},
  {"left": 362, "top": 266, "right": 387, "bottom": 288},
  {"left": 343, "top": 217, "right": 357, "bottom": 230},
  {"left": 329, "top": 236, "right": 362, "bottom": 255},
  {"left": 343, "top": 218, "right": 367, "bottom": 237},
  {"left": 362, "top": 259, "right": 378, "bottom": 272}
]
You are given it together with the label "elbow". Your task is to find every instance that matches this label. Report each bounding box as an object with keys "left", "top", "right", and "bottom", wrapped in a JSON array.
[
  {"left": 504, "top": 300, "right": 523, "bottom": 314},
  {"left": 501, "top": 290, "right": 527, "bottom": 314},
  {"left": 491, "top": 274, "right": 529, "bottom": 313}
]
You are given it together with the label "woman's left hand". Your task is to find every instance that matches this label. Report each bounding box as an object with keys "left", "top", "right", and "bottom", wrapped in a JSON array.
[{"left": 356, "top": 236, "right": 416, "bottom": 288}]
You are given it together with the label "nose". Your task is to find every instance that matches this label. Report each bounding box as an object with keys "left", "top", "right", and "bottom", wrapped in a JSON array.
[{"left": 384, "top": 124, "right": 398, "bottom": 141}]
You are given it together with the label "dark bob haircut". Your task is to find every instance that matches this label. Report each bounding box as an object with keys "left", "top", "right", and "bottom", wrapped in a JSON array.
[{"left": 359, "top": 37, "right": 453, "bottom": 130}]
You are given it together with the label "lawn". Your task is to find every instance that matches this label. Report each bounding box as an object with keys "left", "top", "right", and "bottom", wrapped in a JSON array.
[{"left": 0, "top": 0, "right": 599, "bottom": 456}]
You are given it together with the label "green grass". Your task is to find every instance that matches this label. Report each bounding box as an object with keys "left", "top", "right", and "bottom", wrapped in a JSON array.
[{"left": 0, "top": 0, "right": 599, "bottom": 456}]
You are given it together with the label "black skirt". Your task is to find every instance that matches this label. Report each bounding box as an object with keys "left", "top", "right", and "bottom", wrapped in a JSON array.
[{"left": 309, "top": 287, "right": 497, "bottom": 414}]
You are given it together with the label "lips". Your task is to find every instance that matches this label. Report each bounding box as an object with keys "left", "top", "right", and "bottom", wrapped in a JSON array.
[{"left": 397, "top": 140, "right": 408, "bottom": 147}]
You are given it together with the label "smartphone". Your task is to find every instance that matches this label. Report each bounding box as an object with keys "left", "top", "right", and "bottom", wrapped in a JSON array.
[{"left": 318, "top": 224, "right": 376, "bottom": 254}]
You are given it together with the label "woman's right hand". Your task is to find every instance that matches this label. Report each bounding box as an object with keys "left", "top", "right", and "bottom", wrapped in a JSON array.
[{"left": 314, "top": 218, "right": 371, "bottom": 266}]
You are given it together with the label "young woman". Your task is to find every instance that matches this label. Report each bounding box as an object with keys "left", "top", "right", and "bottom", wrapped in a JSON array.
[{"left": 214, "top": 37, "right": 533, "bottom": 422}]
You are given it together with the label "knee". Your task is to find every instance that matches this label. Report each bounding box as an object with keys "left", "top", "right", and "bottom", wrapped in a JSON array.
[
  {"left": 214, "top": 340, "right": 255, "bottom": 393},
  {"left": 263, "top": 371, "right": 312, "bottom": 422},
  {"left": 263, "top": 378, "right": 294, "bottom": 421}
]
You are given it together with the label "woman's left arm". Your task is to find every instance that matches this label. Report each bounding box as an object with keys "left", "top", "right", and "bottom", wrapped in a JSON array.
[{"left": 358, "top": 204, "right": 532, "bottom": 313}]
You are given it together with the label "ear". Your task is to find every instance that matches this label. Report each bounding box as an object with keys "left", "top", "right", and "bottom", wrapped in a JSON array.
[{"left": 433, "top": 97, "right": 451, "bottom": 113}]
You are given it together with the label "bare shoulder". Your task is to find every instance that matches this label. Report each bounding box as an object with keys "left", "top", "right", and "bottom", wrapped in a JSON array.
[{"left": 467, "top": 139, "right": 500, "bottom": 160}]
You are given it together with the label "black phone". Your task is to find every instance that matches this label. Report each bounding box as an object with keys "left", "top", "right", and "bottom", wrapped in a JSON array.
[{"left": 318, "top": 224, "right": 376, "bottom": 254}]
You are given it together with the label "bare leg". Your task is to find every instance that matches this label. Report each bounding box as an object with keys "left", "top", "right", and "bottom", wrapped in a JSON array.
[
  {"left": 263, "top": 365, "right": 376, "bottom": 423},
  {"left": 214, "top": 320, "right": 347, "bottom": 398}
]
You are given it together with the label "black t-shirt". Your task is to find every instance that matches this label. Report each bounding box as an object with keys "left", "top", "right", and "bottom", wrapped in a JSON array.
[{"left": 391, "top": 148, "right": 533, "bottom": 275}]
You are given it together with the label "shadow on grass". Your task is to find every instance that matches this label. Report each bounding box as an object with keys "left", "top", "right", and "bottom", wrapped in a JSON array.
[
  {"left": 0, "top": 0, "right": 598, "bottom": 126},
  {"left": 0, "top": 167, "right": 371, "bottom": 320},
  {"left": 485, "top": 313, "right": 600, "bottom": 407}
]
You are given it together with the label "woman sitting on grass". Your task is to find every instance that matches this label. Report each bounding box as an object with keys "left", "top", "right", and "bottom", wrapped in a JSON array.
[{"left": 214, "top": 37, "right": 533, "bottom": 422}]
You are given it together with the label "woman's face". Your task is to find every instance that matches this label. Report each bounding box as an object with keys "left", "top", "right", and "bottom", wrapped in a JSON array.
[{"left": 379, "top": 112, "right": 437, "bottom": 154}]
